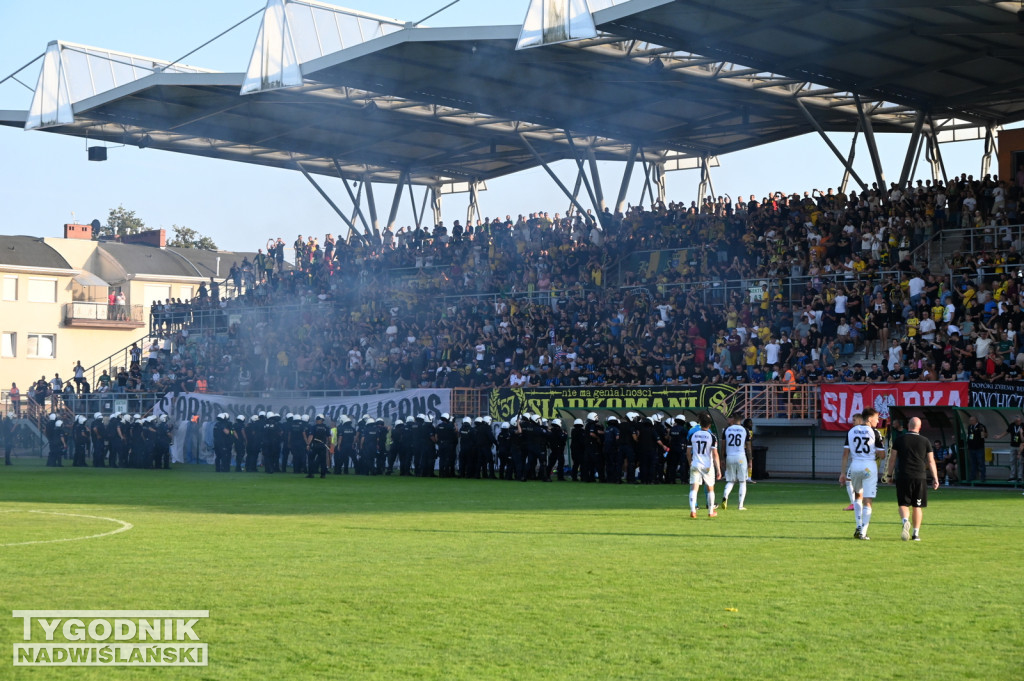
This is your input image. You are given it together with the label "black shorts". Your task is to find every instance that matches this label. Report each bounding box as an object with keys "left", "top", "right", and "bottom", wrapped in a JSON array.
[{"left": 896, "top": 478, "right": 928, "bottom": 508}]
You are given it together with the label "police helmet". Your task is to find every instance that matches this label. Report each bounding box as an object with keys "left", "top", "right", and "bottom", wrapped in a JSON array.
[
  {"left": 482, "top": 415, "right": 492, "bottom": 425},
  {"left": 463, "top": 416, "right": 473, "bottom": 425},
  {"left": 258, "top": 410, "right": 267, "bottom": 418},
  {"left": 76, "top": 415, "right": 86, "bottom": 424},
  {"left": 316, "top": 414, "right": 325, "bottom": 421},
  {"left": 301, "top": 414, "right": 310, "bottom": 422},
  {"left": 474, "top": 417, "right": 484, "bottom": 424},
  {"left": 54, "top": 420, "right": 63, "bottom": 428},
  {"left": 48, "top": 413, "right": 57, "bottom": 421},
  {"left": 500, "top": 421, "right": 510, "bottom": 430},
  {"left": 406, "top": 416, "right": 416, "bottom": 424},
  {"left": 94, "top": 412, "right": 103, "bottom": 420},
  {"left": 237, "top": 415, "right": 246, "bottom": 422},
  {"left": 440, "top": 412, "right": 450, "bottom": 421},
  {"left": 376, "top": 418, "right": 384, "bottom": 424},
  {"left": 607, "top": 415, "right": 618, "bottom": 422},
  {"left": 134, "top": 413, "right": 142, "bottom": 420},
  {"left": 674, "top": 414, "right": 687, "bottom": 422},
  {"left": 551, "top": 418, "right": 562, "bottom": 428},
  {"left": 586, "top": 412, "right": 598, "bottom": 421},
  {"left": 160, "top": 415, "right": 169, "bottom": 423},
  {"left": 573, "top": 418, "right": 584, "bottom": 426}
]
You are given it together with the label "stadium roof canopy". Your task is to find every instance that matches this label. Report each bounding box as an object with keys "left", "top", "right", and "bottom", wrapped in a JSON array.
[
  {"left": 597, "top": 0, "right": 1024, "bottom": 126},
  {"left": 1, "top": 0, "right": 1021, "bottom": 211}
]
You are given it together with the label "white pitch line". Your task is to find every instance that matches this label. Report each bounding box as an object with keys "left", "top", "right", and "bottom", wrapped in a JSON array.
[{"left": 0, "top": 510, "right": 134, "bottom": 547}]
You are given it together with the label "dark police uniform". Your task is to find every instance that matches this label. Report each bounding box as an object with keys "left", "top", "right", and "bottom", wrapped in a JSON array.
[{"left": 306, "top": 418, "right": 330, "bottom": 478}]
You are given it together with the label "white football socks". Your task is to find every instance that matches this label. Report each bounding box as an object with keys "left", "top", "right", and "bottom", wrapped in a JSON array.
[
  {"left": 689, "top": 490, "right": 697, "bottom": 513},
  {"left": 723, "top": 481, "right": 734, "bottom": 503},
  {"left": 854, "top": 499, "right": 863, "bottom": 528},
  {"left": 738, "top": 481, "right": 747, "bottom": 507},
  {"left": 707, "top": 490, "right": 716, "bottom": 513},
  {"left": 846, "top": 481, "right": 855, "bottom": 504},
  {"left": 862, "top": 505, "right": 872, "bottom": 534}
]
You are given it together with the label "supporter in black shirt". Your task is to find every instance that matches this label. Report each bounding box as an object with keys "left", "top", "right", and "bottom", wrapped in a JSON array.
[
  {"left": 851, "top": 364, "right": 867, "bottom": 382},
  {"left": 867, "top": 364, "right": 884, "bottom": 382}
]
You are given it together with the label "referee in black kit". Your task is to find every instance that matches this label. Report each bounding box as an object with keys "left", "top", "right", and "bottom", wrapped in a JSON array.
[{"left": 884, "top": 417, "right": 939, "bottom": 542}]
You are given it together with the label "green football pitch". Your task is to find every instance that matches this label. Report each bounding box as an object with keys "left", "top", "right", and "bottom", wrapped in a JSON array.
[{"left": 1, "top": 458, "right": 1021, "bottom": 681}]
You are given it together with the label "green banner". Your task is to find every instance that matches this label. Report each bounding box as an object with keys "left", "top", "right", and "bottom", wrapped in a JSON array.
[{"left": 488, "top": 385, "right": 739, "bottom": 421}]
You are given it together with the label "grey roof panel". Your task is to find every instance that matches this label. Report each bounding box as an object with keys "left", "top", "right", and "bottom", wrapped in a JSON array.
[{"left": 0, "top": 236, "right": 73, "bottom": 270}]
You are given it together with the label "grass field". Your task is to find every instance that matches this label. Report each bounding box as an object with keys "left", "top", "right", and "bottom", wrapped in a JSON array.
[{"left": 1, "top": 457, "right": 1021, "bottom": 681}]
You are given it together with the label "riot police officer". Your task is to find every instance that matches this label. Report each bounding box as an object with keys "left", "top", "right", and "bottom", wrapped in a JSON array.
[{"left": 305, "top": 414, "right": 330, "bottom": 478}]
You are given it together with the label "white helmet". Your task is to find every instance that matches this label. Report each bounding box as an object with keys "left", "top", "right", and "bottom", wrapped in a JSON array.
[
  {"left": 500, "top": 421, "right": 510, "bottom": 430},
  {"left": 675, "top": 414, "right": 687, "bottom": 422},
  {"left": 509, "top": 416, "right": 518, "bottom": 426},
  {"left": 339, "top": 415, "right": 350, "bottom": 424},
  {"left": 463, "top": 416, "right": 473, "bottom": 425},
  {"left": 54, "top": 420, "right": 63, "bottom": 428},
  {"left": 573, "top": 418, "right": 583, "bottom": 426},
  {"left": 236, "top": 415, "right": 246, "bottom": 422},
  {"left": 689, "top": 421, "right": 698, "bottom": 429},
  {"left": 285, "top": 413, "right": 294, "bottom": 420},
  {"left": 258, "top": 410, "right": 267, "bottom": 418},
  {"left": 160, "top": 415, "right": 168, "bottom": 423},
  {"left": 607, "top": 415, "right": 618, "bottom": 422},
  {"left": 440, "top": 412, "right": 450, "bottom": 421},
  {"left": 651, "top": 414, "right": 662, "bottom": 423},
  {"left": 586, "top": 412, "right": 598, "bottom": 421},
  {"left": 94, "top": 412, "right": 103, "bottom": 420},
  {"left": 251, "top": 414, "right": 260, "bottom": 422},
  {"left": 316, "top": 413, "right": 325, "bottom": 421},
  {"left": 376, "top": 418, "right": 384, "bottom": 424},
  {"left": 531, "top": 414, "right": 542, "bottom": 423},
  {"left": 474, "top": 417, "right": 484, "bottom": 424},
  {"left": 301, "top": 414, "right": 310, "bottom": 422},
  {"left": 626, "top": 411, "right": 639, "bottom": 421},
  {"left": 482, "top": 415, "right": 492, "bottom": 425},
  {"left": 134, "top": 413, "right": 141, "bottom": 420},
  {"left": 48, "top": 413, "right": 57, "bottom": 421},
  {"left": 552, "top": 418, "right": 562, "bottom": 428},
  {"left": 76, "top": 415, "right": 86, "bottom": 425},
  {"left": 406, "top": 416, "right": 416, "bottom": 424},
  {"left": 266, "top": 412, "right": 276, "bottom": 419},
  {"left": 416, "top": 413, "right": 427, "bottom": 421}
]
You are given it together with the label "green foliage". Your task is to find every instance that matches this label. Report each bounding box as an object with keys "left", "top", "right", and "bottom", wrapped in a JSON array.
[
  {"left": 167, "top": 224, "right": 218, "bottom": 250},
  {"left": 1, "top": 460, "right": 1021, "bottom": 680},
  {"left": 96, "top": 204, "right": 146, "bottom": 240}
]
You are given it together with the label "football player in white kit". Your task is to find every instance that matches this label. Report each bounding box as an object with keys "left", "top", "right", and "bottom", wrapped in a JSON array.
[
  {"left": 721, "top": 413, "right": 751, "bottom": 510},
  {"left": 687, "top": 412, "right": 721, "bottom": 518},
  {"left": 839, "top": 408, "right": 885, "bottom": 540}
]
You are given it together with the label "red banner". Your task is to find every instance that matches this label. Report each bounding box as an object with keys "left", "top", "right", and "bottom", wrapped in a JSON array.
[{"left": 819, "top": 382, "right": 968, "bottom": 431}]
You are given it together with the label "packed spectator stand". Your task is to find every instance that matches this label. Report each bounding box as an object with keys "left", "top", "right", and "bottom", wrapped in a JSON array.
[{"left": 11, "top": 173, "right": 1024, "bottom": 422}]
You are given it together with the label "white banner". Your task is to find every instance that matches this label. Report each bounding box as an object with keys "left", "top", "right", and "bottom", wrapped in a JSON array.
[{"left": 151, "top": 390, "right": 451, "bottom": 463}]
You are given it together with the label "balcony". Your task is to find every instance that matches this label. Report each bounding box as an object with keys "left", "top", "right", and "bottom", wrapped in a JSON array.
[{"left": 63, "top": 302, "right": 144, "bottom": 329}]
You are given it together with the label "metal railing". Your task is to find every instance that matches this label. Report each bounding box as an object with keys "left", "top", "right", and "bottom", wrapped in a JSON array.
[{"left": 64, "top": 302, "right": 143, "bottom": 324}]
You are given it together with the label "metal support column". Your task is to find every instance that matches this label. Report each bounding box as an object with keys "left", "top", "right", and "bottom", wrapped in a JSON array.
[
  {"left": 615, "top": 143, "right": 638, "bottom": 214},
  {"left": 431, "top": 187, "right": 442, "bottom": 226},
  {"left": 908, "top": 133, "right": 926, "bottom": 190},
  {"left": 853, "top": 94, "right": 887, "bottom": 192},
  {"left": 333, "top": 160, "right": 370, "bottom": 235},
  {"left": 407, "top": 178, "right": 425, "bottom": 229},
  {"left": 519, "top": 133, "right": 592, "bottom": 218},
  {"left": 387, "top": 170, "right": 408, "bottom": 230},
  {"left": 925, "top": 117, "right": 948, "bottom": 185},
  {"left": 467, "top": 181, "right": 481, "bottom": 226},
  {"left": 840, "top": 128, "right": 860, "bottom": 195},
  {"left": 981, "top": 123, "right": 997, "bottom": 178},
  {"left": 654, "top": 162, "right": 666, "bottom": 205},
  {"left": 364, "top": 176, "right": 379, "bottom": 233},
  {"left": 296, "top": 164, "right": 359, "bottom": 236},
  {"left": 586, "top": 146, "right": 606, "bottom": 211},
  {"left": 569, "top": 168, "right": 584, "bottom": 216},
  {"left": 795, "top": 98, "right": 868, "bottom": 191},
  {"left": 565, "top": 133, "right": 602, "bottom": 220},
  {"left": 898, "top": 112, "right": 926, "bottom": 189}
]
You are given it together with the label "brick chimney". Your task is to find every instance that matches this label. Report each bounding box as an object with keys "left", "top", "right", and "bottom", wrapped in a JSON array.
[{"left": 64, "top": 223, "right": 93, "bottom": 240}]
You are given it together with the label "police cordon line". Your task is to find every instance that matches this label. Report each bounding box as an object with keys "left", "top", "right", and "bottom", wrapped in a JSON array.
[{"left": 32, "top": 407, "right": 751, "bottom": 486}]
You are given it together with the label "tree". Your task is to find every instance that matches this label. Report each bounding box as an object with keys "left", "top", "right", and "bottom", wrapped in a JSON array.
[
  {"left": 167, "top": 224, "right": 218, "bottom": 250},
  {"left": 96, "top": 204, "right": 146, "bottom": 240}
]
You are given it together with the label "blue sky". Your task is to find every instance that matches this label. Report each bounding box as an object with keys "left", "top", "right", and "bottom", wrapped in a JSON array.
[{"left": 0, "top": 0, "right": 995, "bottom": 252}]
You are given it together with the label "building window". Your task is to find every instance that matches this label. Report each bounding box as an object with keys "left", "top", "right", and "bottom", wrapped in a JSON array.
[
  {"left": 1, "top": 332, "right": 14, "bottom": 357},
  {"left": 2, "top": 276, "right": 16, "bottom": 301},
  {"left": 27, "top": 277, "right": 57, "bottom": 303},
  {"left": 27, "top": 333, "right": 56, "bottom": 358}
]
